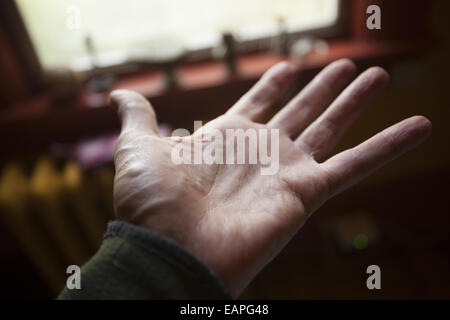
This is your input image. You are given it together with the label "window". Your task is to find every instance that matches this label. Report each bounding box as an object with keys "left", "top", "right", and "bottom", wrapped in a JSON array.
[{"left": 16, "top": 0, "right": 340, "bottom": 71}]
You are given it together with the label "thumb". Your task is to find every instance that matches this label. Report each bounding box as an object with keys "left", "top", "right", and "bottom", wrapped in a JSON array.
[{"left": 109, "top": 89, "right": 159, "bottom": 135}]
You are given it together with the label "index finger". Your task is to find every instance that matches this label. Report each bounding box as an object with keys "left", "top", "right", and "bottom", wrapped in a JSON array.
[{"left": 227, "top": 61, "right": 297, "bottom": 122}]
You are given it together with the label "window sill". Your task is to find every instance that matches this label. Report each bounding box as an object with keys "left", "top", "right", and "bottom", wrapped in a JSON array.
[{"left": 0, "top": 39, "right": 432, "bottom": 158}]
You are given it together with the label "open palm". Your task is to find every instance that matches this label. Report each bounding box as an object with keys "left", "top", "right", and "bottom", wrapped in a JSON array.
[{"left": 111, "top": 59, "right": 431, "bottom": 297}]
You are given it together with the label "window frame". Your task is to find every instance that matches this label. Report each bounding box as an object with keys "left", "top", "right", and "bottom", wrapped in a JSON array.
[{"left": 7, "top": 0, "right": 348, "bottom": 81}]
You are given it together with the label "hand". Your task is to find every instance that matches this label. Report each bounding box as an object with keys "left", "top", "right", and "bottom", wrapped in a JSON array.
[{"left": 110, "top": 59, "right": 431, "bottom": 297}]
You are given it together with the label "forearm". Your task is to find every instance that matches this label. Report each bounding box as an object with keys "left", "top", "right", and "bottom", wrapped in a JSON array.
[{"left": 58, "top": 221, "right": 231, "bottom": 299}]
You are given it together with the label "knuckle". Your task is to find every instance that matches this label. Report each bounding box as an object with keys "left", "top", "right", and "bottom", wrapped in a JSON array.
[{"left": 380, "top": 130, "right": 397, "bottom": 154}]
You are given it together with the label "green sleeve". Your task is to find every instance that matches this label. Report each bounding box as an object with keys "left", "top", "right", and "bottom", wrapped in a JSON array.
[{"left": 58, "top": 221, "right": 231, "bottom": 299}]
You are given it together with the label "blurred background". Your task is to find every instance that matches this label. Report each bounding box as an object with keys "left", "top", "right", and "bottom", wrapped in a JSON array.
[{"left": 0, "top": 0, "right": 449, "bottom": 299}]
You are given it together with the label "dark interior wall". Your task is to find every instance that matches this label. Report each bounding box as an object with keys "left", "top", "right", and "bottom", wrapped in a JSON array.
[{"left": 333, "top": 0, "right": 450, "bottom": 187}]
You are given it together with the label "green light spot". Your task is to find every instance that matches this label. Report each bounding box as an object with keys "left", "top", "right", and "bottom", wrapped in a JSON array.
[{"left": 354, "top": 234, "right": 369, "bottom": 250}]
